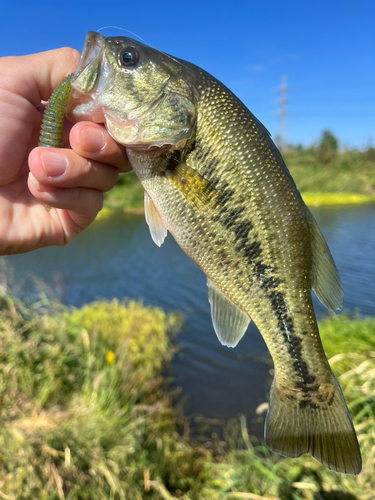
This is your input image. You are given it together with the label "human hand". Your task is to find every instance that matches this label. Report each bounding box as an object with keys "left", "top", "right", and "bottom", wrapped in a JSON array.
[{"left": 0, "top": 48, "right": 130, "bottom": 255}]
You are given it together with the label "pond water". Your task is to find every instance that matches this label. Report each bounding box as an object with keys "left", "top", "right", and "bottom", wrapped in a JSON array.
[{"left": 2, "top": 203, "right": 375, "bottom": 435}]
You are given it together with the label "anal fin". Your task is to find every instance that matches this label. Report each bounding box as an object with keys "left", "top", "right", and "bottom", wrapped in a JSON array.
[
  {"left": 144, "top": 191, "right": 168, "bottom": 247},
  {"left": 207, "top": 279, "right": 250, "bottom": 348}
]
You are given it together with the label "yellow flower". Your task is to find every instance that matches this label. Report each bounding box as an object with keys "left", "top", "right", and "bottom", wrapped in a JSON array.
[{"left": 106, "top": 350, "right": 115, "bottom": 364}]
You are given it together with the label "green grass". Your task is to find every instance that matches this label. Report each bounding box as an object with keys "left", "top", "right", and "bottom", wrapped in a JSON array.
[
  {"left": 102, "top": 171, "right": 144, "bottom": 217},
  {"left": 102, "top": 149, "right": 375, "bottom": 216},
  {"left": 283, "top": 148, "right": 375, "bottom": 197},
  {"left": 284, "top": 148, "right": 375, "bottom": 207},
  {"left": 0, "top": 288, "right": 374, "bottom": 499}
]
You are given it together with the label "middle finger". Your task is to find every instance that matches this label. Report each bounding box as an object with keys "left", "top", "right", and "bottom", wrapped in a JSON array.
[{"left": 29, "top": 147, "right": 120, "bottom": 193}]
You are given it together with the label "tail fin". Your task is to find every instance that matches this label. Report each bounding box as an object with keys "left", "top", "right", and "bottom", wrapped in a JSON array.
[{"left": 265, "top": 374, "right": 362, "bottom": 474}]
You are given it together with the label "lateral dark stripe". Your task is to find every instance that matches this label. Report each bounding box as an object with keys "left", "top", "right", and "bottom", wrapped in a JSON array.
[{"left": 190, "top": 134, "right": 318, "bottom": 403}]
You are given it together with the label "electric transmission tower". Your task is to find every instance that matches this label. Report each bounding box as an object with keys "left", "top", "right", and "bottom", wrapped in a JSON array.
[{"left": 277, "top": 75, "right": 288, "bottom": 150}]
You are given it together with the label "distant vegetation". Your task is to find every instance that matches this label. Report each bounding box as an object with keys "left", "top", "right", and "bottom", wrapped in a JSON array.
[
  {"left": 102, "top": 130, "right": 375, "bottom": 216},
  {"left": 283, "top": 130, "right": 375, "bottom": 204},
  {"left": 0, "top": 288, "right": 374, "bottom": 499},
  {"left": 103, "top": 170, "right": 144, "bottom": 214}
]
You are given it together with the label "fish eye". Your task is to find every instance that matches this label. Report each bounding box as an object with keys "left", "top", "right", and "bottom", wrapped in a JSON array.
[{"left": 118, "top": 47, "right": 139, "bottom": 67}]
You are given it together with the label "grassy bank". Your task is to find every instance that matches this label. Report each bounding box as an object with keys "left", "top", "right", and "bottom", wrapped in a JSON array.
[
  {"left": 102, "top": 149, "right": 375, "bottom": 215},
  {"left": 283, "top": 148, "right": 375, "bottom": 197},
  {"left": 0, "top": 288, "right": 374, "bottom": 498},
  {"left": 283, "top": 148, "right": 375, "bottom": 207}
]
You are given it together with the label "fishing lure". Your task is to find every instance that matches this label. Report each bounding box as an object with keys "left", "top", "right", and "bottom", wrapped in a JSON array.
[{"left": 38, "top": 73, "right": 73, "bottom": 211}]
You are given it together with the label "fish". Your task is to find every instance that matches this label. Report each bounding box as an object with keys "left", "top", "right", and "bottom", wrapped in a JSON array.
[{"left": 65, "top": 31, "right": 362, "bottom": 474}]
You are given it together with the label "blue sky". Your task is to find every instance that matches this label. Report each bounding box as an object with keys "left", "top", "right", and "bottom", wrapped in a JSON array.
[{"left": 2, "top": 0, "right": 374, "bottom": 149}]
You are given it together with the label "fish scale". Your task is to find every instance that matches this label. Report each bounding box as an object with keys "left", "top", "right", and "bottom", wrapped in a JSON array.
[
  {"left": 66, "top": 31, "right": 361, "bottom": 474},
  {"left": 131, "top": 86, "right": 351, "bottom": 465}
]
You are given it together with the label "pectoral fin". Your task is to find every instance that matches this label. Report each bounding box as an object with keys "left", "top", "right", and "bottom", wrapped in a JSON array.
[
  {"left": 307, "top": 209, "right": 344, "bottom": 312},
  {"left": 144, "top": 191, "right": 168, "bottom": 247},
  {"left": 207, "top": 279, "right": 250, "bottom": 348},
  {"left": 166, "top": 163, "right": 217, "bottom": 208}
]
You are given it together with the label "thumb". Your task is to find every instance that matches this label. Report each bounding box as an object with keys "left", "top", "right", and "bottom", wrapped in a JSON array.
[{"left": 2, "top": 47, "right": 80, "bottom": 104}]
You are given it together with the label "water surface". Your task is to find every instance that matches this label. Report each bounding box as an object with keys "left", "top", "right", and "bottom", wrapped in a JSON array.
[{"left": 2, "top": 203, "right": 374, "bottom": 433}]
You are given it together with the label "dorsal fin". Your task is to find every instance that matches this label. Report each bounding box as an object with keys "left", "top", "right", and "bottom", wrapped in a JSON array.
[
  {"left": 207, "top": 279, "right": 251, "bottom": 348},
  {"left": 307, "top": 209, "right": 343, "bottom": 312},
  {"left": 144, "top": 191, "right": 168, "bottom": 247}
]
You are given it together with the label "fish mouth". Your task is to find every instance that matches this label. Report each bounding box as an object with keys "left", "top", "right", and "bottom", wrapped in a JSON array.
[
  {"left": 66, "top": 32, "right": 116, "bottom": 125},
  {"left": 66, "top": 31, "right": 172, "bottom": 148}
]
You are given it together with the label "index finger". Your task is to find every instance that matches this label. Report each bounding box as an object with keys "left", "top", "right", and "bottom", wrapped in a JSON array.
[{"left": 69, "top": 122, "right": 132, "bottom": 173}]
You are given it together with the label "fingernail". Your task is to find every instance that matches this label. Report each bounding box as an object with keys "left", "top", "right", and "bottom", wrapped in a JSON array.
[
  {"left": 41, "top": 150, "right": 68, "bottom": 177},
  {"left": 81, "top": 126, "right": 106, "bottom": 153},
  {"left": 29, "top": 172, "right": 41, "bottom": 191}
]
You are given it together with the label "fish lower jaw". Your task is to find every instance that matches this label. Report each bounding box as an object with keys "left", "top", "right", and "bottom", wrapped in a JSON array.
[
  {"left": 66, "top": 95, "right": 107, "bottom": 124},
  {"left": 105, "top": 114, "right": 187, "bottom": 150}
]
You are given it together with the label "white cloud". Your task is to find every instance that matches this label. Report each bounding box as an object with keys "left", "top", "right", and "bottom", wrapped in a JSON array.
[{"left": 247, "top": 64, "right": 266, "bottom": 72}]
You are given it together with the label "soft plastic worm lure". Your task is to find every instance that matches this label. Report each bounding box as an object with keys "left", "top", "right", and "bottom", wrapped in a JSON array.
[
  {"left": 38, "top": 73, "right": 73, "bottom": 148},
  {"left": 38, "top": 73, "right": 73, "bottom": 211}
]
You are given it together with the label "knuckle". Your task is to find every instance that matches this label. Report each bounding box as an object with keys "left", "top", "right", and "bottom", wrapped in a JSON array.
[
  {"left": 103, "top": 168, "right": 119, "bottom": 191},
  {"left": 80, "top": 187, "right": 104, "bottom": 214},
  {"left": 82, "top": 159, "right": 94, "bottom": 176},
  {"left": 56, "top": 47, "right": 80, "bottom": 69},
  {"left": 94, "top": 194, "right": 104, "bottom": 213},
  {"left": 87, "top": 163, "right": 119, "bottom": 192}
]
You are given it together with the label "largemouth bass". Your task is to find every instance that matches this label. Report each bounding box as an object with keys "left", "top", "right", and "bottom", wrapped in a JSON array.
[{"left": 65, "top": 32, "right": 361, "bottom": 474}]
